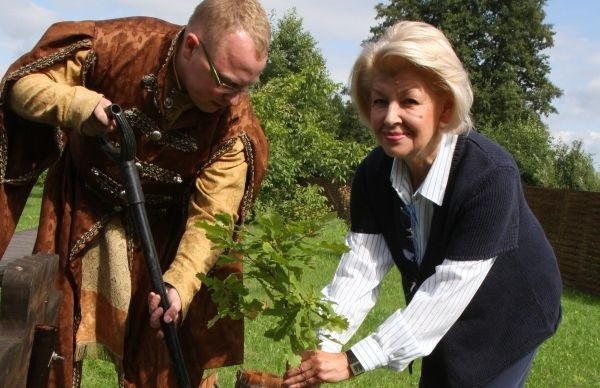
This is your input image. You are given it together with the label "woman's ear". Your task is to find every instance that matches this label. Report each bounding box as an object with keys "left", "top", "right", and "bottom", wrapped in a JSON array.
[{"left": 438, "top": 94, "right": 454, "bottom": 130}]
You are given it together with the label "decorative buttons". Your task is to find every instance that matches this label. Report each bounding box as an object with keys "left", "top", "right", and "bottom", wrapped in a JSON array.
[
  {"left": 164, "top": 96, "right": 173, "bottom": 109},
  {"left": 150, "top": 131, "right": 162, "bottom": 141}
]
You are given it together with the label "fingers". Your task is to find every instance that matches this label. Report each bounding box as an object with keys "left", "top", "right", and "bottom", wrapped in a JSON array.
[
  {"left": 147, "top": 288, "right": 182, "bottom": 334},
  {"left": 81, "top": 97, "right": 116, "bottom": 136},
  {"left": 283, "top": 361, "right": 321, "bottom": 388},
  {"left": 283, "top": 351, "right": 352, "bottom": 387},
  {"left": 148, "top": 292, "right": 164, "bottom": 330}
]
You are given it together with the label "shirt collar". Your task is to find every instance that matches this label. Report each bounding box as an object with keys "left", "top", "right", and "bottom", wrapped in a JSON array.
[{"left": 390, "top": 133, "right": 458, "bottom": 206}]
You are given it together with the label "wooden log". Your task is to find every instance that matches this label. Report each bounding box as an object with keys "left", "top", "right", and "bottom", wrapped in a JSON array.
[{"left": 0, "top": 252, "right": 60, "bottom": 388}]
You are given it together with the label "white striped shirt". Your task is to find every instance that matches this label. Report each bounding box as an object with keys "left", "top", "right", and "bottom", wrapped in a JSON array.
[{"left": 319, "top": 133, "right": 496, "bottom": 372}]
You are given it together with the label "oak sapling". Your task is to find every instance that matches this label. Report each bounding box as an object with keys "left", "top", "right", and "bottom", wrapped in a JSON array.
[{"left": 196, "top": 211, "right": 349, "bottom": 363}]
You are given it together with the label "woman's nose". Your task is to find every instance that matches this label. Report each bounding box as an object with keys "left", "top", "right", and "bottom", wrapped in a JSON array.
[{"left": 384, "top": 102, "right": 402, "bottom": 126}]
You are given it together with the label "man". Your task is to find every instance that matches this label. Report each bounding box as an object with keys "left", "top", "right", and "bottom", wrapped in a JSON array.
[{"left": 0, "top": 1, "right": 270, "bottom": 386}]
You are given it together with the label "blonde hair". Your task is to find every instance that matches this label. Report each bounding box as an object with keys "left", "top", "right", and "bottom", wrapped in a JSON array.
[
  {"left": 188, "top": 0, "right": 271, "bottom": 58},
  {"left": 350, "top": 21, "right": 473, "bottom": 133}
]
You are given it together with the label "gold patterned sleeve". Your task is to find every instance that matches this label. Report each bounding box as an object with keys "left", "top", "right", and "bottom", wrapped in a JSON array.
[
  {"left": 163, "top": 137, "right": 248, "bottom": 319},
  {"left": 8, "top": 49, "right": 103, "bottom": 132}
]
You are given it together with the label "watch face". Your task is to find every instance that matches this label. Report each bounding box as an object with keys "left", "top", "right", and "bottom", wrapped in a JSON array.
[
  {"left": 350, "top": 362, "right": 365, "bottom": 375},
  {"left": 346, "top": 349, "right": 365, "bottom": 376}
]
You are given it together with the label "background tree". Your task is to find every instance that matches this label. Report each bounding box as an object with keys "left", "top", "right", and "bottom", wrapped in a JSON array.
[
  {"left": 370, "top": 0, "right": 561, "bottom": 129},
  {"left": 369, "top": 0, "right": 599, "bottom": 189},
  {"left": 553, "top": 140, "right": 600, "bottom": 191},
  {"left": 251, "top": 10, "right": 371, "bottom": 220}
]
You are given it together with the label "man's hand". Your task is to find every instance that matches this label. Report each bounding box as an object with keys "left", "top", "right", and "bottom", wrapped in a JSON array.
[
  {"left": 81, "top": 97, "right": 116, "bottom": 136},
  {"left": 283, "top": 350, "right": 353, "bottom": 387},
  {"left": 148, "top": 286, "right": 182, "bottom": 338}
]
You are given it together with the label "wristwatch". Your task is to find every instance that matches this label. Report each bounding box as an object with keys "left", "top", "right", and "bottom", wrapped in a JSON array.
[{"left": 345, "top": 349, "right": 365, "bottom": 376}]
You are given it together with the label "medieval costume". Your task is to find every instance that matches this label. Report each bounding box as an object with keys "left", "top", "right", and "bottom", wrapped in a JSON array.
[{"left": 0, "top": 17, "right": 268, "bottom": 387}]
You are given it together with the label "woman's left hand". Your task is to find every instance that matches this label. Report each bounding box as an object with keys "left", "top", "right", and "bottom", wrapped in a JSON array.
[{"left": 283, "top": 350, "right": 352, "bottom": 387}]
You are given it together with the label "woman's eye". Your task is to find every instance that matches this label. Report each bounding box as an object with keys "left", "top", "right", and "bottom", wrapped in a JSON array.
[{"left": 372, "top": 99, "right": 388, "bottom": 107}]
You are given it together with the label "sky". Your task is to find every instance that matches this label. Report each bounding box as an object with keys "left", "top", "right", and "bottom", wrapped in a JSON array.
[{"left": 1, "top": 0, "right": 598, "bottom": 170}]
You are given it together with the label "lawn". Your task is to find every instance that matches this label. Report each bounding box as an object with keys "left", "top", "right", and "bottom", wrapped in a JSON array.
[{"left": 13, "top": 186, "right": 600, "bottom": 387}]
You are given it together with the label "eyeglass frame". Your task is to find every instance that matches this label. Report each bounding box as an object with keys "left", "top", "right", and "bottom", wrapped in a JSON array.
[{"left": 199, "top": 40, "right": 251, "bottom": 94}]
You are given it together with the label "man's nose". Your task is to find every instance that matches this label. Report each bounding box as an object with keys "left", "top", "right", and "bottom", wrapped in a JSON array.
[{"left": 223, "top": 92, "right": 242, "bottom": 106}]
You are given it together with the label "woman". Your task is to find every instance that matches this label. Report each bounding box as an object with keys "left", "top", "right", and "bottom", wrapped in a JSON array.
[{"left": 283, "top": 21, "right": 561, "bottom": 388}]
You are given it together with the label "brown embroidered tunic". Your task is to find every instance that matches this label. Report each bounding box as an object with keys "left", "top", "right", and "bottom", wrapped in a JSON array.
[{"left": 0, "top": 16, "right": 268, "bottom": 387}]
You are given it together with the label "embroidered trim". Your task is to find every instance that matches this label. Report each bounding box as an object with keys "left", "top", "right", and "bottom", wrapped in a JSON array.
[
  {"left": 0, "top": 39, "right": 93, "bottom": 103},
  {"left": 81, "top": 50, "right": 97, "bottom": 88},
  {"left": 124, "top": 214, "right": 136, "bottom": 272},
  {"left": 195, "top": 133, "right": 256, "bottom": 224},
  {"left": 124, "top": 108, "right": 198, "bottom": 152},
  {"left": 69, "top": 216, "right": 112, "bottom": 262},
  {"left": 0, "top": 128, "right": 7, "bottom": 182},
  {"left": 142, "top": 74, "right": 158, "bottom": 96},
  {"left": 137, "top": 160, "right": 183, "bottom": 184},
  {"left": 89, "top": 167, "right": 125, "bottom": 204},
  {"left": 72, "top": 360, "right": 83, "bottom": 388},
  {"left": 198, "top": 137, "right": 238, "bottom": 171},
  {"left": 160, "top": 28, "right": 185, "bottom": 74},
  {"left": 239, "top": 132, "right": 256, "bottom": 222},
  {"left": 88, "top": 167, "right": 177, "bottom": 207},
  {"left": 2, "top": 169, "right": 43, "bottom": 186}
]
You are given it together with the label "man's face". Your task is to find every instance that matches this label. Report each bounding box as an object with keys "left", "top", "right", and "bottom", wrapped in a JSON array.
[{"left": 179, "top": 30, "right": 267, "bottom": 113}]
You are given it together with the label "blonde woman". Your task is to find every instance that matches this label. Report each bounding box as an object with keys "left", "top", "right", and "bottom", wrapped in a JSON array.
[{"left": 284, "top": 21, "right": 561, "bottom": 388}]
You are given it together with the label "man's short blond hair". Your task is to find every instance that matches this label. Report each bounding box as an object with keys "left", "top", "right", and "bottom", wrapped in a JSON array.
[{"left": 188, "top": 0, "right": 271, "bottom": 58}]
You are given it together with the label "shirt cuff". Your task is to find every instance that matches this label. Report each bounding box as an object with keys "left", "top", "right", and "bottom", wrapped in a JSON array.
[
  {"left": 350, "top": 336, "right": 389, "bottom": 372},
  {"left": 319, "top": 336, "right": 343, "bottom": 353}
]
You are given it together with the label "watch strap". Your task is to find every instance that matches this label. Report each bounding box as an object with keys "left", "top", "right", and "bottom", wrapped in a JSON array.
[{"left": 345, "top": 349, "right": 365, "bottom": 376}]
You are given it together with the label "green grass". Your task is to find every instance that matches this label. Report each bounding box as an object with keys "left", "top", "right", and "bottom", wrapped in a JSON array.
[
  {"left": 14, "top": 187, "right": 600, "bottom": 387},
  {"left": 15, "top": 184, "right": 44, "bottom": 231}
]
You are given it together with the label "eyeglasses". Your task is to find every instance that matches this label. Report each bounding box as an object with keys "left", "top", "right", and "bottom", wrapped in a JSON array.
[{"left": 199, "top": 41, "right": 249, "bottom": 94}]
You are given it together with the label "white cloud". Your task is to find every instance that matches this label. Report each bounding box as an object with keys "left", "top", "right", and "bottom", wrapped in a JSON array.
[
  {"left": 543, "top": 22, "right": 600, "bottom": 169},
  {"left": 0, "top": 1, "right": 60, "bottom": 71}
]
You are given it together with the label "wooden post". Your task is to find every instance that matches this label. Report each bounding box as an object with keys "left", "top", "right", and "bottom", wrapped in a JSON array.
[{"left": 0, "top": 246, "right": 60, "bottom": 387}]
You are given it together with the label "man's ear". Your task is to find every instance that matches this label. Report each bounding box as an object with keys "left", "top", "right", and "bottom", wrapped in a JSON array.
[{"left": 182, "top": 32, "right": 200, "bottom": 59}]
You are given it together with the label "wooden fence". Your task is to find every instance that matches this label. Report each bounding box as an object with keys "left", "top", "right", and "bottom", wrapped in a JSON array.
[
  {"left": 524, "top": 186, "right": 600, "bottom": 296},
  {"left": 320, "top": 181, "right": 600, "bottom": 297},
  {"left": 0, "top": 229, "right": 61, "bottom": 387}
]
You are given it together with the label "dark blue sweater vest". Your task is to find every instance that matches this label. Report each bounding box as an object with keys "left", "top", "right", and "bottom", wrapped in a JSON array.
[{"left": 350, "top": 131, "right": 562, "bottom": 387}]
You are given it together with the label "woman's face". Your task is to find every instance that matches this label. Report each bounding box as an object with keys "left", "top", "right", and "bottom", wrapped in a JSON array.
[{"left": 369, "top": 66, "right": 452, "bottom": 166}]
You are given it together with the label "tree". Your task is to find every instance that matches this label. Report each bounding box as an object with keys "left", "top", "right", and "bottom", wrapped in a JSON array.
[
  {"left": 370, "top": 0, "right": 562, "bottom": 130},
  {"left": 553, "top": 140, "right": 600, "bottom": 191},
  {"left": 369, "top": 1, "right": 600, "bottom": 188},
  {"left": 251, "top": 10, "right": 371, "bottom": 220},
  {"left": 482, "top": 117, "right": 556, "bottom": 187}
]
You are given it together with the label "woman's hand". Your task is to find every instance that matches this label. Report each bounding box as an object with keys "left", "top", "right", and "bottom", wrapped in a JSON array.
[{"left": 283, "top": 350, "right": 353, "bottom": 387}]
